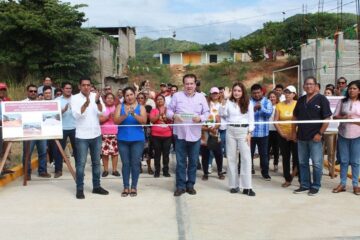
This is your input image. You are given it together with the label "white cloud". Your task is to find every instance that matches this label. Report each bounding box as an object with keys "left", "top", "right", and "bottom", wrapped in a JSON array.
[{"left": 65, "top": 0, "right": 357, "bottom": 43}]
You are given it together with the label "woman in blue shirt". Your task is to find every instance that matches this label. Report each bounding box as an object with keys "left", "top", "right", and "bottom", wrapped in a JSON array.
[{"left": 114, "top": 87, "right": 147, "bottom": 197}]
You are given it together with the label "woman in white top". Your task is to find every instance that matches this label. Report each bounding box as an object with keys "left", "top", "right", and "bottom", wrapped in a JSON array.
[{"left": 220, "top": 82, "right": 255, "bottom": 196}]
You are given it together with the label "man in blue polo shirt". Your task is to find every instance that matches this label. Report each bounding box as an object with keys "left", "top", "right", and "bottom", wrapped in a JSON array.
[
  {"left": 54, "top": 82, "right": 77, "bottom": 178},
  {"left": 292, "top": 76, "right": 332, "bottom": 196},
  {"left": 250, "top": 84, "right": 273, "bottom": 180}
]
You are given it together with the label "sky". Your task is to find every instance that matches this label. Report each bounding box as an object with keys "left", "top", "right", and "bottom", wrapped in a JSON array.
[{"left": 66, "top": 0, "right": 358, "bottom": 44}]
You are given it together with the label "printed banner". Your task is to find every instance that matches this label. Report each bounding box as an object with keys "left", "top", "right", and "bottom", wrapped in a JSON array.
[{"left": 1, "top": 101, "right": 63, "bottom": 141}]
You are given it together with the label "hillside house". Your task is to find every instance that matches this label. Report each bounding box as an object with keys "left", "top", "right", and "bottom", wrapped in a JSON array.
[{"left": 159, "top": 51, "right": 234, "bottom": 65}]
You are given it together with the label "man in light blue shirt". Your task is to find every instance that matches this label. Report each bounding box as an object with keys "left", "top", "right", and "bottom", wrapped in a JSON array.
[{"left": 53, "top": 82, "right": 77, "bottom": 178}]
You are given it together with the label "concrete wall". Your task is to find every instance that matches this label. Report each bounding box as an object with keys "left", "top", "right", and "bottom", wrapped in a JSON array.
[
  {"left": 93, "top": 36, "right": 117, "bottom": 84},
  {"left": 93, "top": 27, "right": 136, "bottom": 86},
  {"left": 118, "top": 27, "right": 136, "bottom": 77},
  {"left": 301, "top": 33, "right": 360, "bottom": 92}
]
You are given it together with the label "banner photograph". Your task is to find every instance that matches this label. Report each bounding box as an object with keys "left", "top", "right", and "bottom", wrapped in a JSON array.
[{"left": 1, "top": 101, "right": 63, "bottom": 141}]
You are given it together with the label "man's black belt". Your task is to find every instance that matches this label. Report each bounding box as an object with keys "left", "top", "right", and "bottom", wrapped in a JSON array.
[{"left": 229, "top": 124, "right": 249, "bottom": 127}]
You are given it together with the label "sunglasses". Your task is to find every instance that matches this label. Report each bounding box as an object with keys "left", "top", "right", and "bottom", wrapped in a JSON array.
[
  {"left": 28, "top": 90, "right": 37, "bottom": 93},
  {"left": 338, "top": 82, "right": 346, "bottom": 85}
]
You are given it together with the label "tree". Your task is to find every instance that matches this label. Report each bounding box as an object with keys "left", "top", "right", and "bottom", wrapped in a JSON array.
[
  {"left": 230, "top": 35, "right": 264, "bottom": 62},
  {"left": 0, "top": 0, "right": 97, "bottom": 83}
]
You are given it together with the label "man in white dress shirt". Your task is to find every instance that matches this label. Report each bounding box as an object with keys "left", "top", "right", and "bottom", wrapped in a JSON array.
[{"left": 71, "top": 77, "right": 109, "bottom": 199}]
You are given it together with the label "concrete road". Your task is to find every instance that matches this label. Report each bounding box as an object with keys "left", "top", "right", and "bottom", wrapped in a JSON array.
[{"left": 1, "top": 154, "right": 360, "bottom": 240}]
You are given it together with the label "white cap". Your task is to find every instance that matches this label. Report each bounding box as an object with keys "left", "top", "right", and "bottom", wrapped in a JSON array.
[{"left": 285, "top": 85, "right": 297, "bottom": 94}]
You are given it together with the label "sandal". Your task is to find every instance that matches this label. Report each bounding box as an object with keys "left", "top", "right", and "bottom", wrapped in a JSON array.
[
  {"left": 130, "top": 189, "right": 137, "bottom": 197},
  {"left": 121, "top": 188, "right": 129, "bottom": 197}
]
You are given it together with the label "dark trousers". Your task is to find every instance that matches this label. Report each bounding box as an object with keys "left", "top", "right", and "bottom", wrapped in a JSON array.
[
  {"left": 268, "top": 131, "right": 280, "bottom": 165},
  {"left": 54, "top": 129, "right": 77, "bottom": 173},
  {"left": 200, "top": 145, "right": 223, "bottom": 175},
  {"left": 152, "top": 136, "right": 172, "bottom": 174},
  {"left": 278, "top": 135, "right": 299, "bottom": 182},
  {"left": 251, "top": 136, "right": 269, "bottom": 176}
]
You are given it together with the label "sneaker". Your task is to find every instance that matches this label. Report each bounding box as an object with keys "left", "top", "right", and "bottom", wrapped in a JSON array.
[
  {"left": 163, "top": 172, "right": 171, "bottom": 177},
  {"left": 263, "top": 175, "right": 271, "bottom": 181},
  {"left": 293, "top": 187, "right": 309, "bottom": 194},
  {"left": 102, "top": 171, "right": 109, "bottom": 177},
  {"left": 92, "top": 186, "right": 109, "bottom": 195},
  {"left": 230, "top": 187, "right": 240, "bottom": 194},
  {"left": 76, "top": 190, "right": 85, "bottom": 199},
  {"left": 154, "top": 172, "right": 160, "bottom": 178},
  {"left": 308, "top": 188, "right": 319, "bottom": 196},
  {"left": 243, "top": 189, "right": 256, "bottom": 197},
  {"left": 208, "top": 164, "right": 212, "bottom": 174}
]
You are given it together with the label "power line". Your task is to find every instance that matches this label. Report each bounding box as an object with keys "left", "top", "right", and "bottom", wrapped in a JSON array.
[{"left": 136, "top": 0, "right": 340, "bottom": 34}]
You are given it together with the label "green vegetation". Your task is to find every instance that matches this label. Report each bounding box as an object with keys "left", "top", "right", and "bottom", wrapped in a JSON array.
[
  {"left": 136, "top": 37, "right": 202, "bottom": 63},
  {"left": 0, "top": 0, "right": 99, "bottom": 85},
  {"left": 230, "top": 13, "right": 358, "bottom": 61}
]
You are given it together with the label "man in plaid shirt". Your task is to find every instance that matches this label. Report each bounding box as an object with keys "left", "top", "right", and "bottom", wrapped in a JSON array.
[{"left": 250, "top": 84, "right": 273, "bottom": 180}]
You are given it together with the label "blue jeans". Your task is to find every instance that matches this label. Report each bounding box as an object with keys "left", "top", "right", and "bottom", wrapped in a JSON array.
[
  {"left": 22, "top": 140, "right": 47, "bottom": 175},
  {"left": 174, "top": 136, "right": 201, "bottom": 190},
  {"left": 251, "top": 136, "right": 269, "bottom": 176},
  {"left": 75, "top": 136, "right": 102, "bottom": 191},
  {"left": 219, "top": 129, "right": 226, "bottom": 157},
  {"left": 54, "top": 129, "right": 77, "bottom": 172},
  {"left": 338, "top": 135, "right": 360, "bottom": 187},
  {"left": 297, "top": 140, "right": 323, "bottom": 190},
  {"left": 118, "top": 140, "right": 144, "bottom": 189}
]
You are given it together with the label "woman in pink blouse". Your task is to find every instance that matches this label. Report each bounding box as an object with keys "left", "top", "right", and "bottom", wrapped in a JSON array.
[
  {"left": 332, "top": 80, "right": 360, "bottom": 195},
  {"left": 150, "top": 94, "right": 173, "bottom": 177},
  {"left": 99, "top": 93, "right": 120, "bottom": 177}
]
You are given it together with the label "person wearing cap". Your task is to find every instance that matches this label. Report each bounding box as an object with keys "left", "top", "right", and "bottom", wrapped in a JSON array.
[
  {"left": 274, "top": 85, "right": 299, "bottom": 188},
  {"left": 159, "top": 83, "right": 170, "bottom": 97},
  {"left": 292, "top": 76, "right": 332, "bottom": 196},
  {"left": 200, "top": 87, "right": 225, "bottom": 181}
]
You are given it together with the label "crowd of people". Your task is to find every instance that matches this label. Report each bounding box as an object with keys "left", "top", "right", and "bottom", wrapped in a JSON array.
[{"left": 0, "top": 74, "right": 359, "bottom": 199}]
